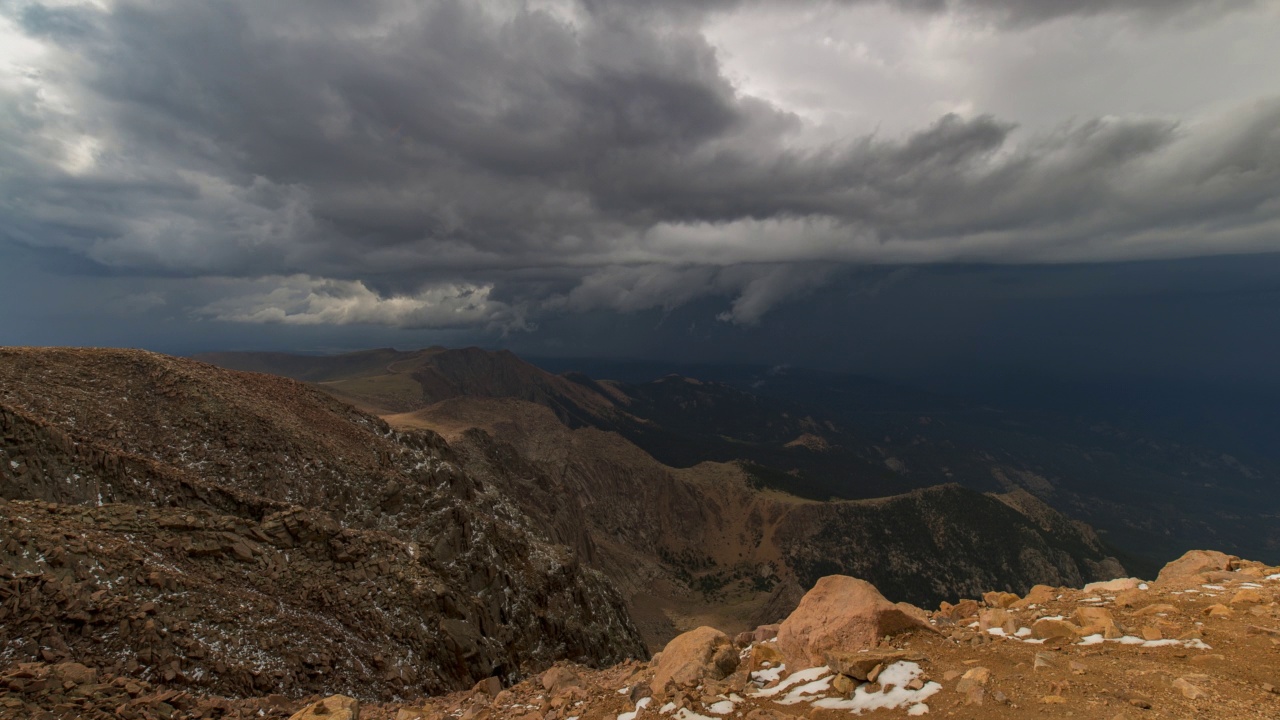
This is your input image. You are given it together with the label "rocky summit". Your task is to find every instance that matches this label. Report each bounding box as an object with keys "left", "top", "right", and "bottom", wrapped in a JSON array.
[{"left": 2, "top": 549, "right": 1278, "bottom": 718}]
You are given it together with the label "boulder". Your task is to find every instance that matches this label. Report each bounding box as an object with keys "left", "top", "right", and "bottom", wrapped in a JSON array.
[
  {"left": 1134, "top": 603, "right": 1178, "bottom": 617},
  {"left": 1083, "top": 578, "right": 1143, "bottom": 593},
  {"left": 1073, "top": 607, "right": 1119, "bottom": 636},
  {"left": 748, "top": 643, "right": 783, "bottom": 671},
  {"left": 289, "top": 695, "right": 359, "bottom": 720},
  {"left": 1203, "top": 604, "right": 1232, "bottom": 619},
  {"left": 472, "top": 677, "right": 502, "bottom": 697},
  {"left": 1032, "top": 617, "right": 1082, "bottom": 640},
  {"left": 983, "top": 591, "right": 1019, "bottom": 608},
  {"left": 49, "top": 662, "right": 96, "bottom": 686},
  {"left": 652, "top": 627, "right": 739, "bottom": 693},
  {"left": 947, "top": 599, "right": 980, "bottom": 619},
  {"left": 1015, "top": 585, "right": 1057, "bottom": 608},
  {"left": 978, "top": 608, "right": 1013, "bottom": 632},
  {"left": 752, "top": 624, "right": 780, "bottom": 643},
  {"left": 540, "top": 665, "right": 582, "bottom": 696},
  {"left": 1231, "top": 589, "right": 1263, "bottom": 605},
  {"left": 824, "top": 649, "right": 909, "bottom": 681},
  {"left": 777, "top": 575, "right": 930, "bottom": 670},
  {"left": 1157, "top": 551, "right": 1238, "bottom": 583}
]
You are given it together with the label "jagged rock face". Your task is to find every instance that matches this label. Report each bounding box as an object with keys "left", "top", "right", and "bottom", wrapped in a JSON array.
[
  {"left": 0, "top": 348, "right": 645, "bottom": 700},
  {"left": 398, "top": 396, "right": 1125, "bottom": 649}
]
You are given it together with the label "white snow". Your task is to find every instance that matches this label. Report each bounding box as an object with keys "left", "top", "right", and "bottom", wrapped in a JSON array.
[
  {"left": 659, "top": 702, "right": 677, "bottom": 714},
  {"left": 1202, "top": 584, "right": 1225, "bottom": 591},
  {"left": 907, "top": 703, "right": 931, "bottom": 716},
  {"left": 810, "top": 662, "right": 941, "bottom": 715},
  {"left": 1266, "top": 573, "right": 1280, "bottom": 581},
  {"left": 619, "top": 697, "right": 653, "bottom": 720},
  {"left": 986, "top": 628, "right": 1007, "bottom": 637},
  {"left": 704, "top": 700, "right": 734, "bottom": 715},
  {"left": 750, "top": 665, "right": 785, "bottom": 685},
  {"left": 750, "top": 666, "right": 830, "bottom": 698},
  {"left": 673, "top": 710, "right": 716, "bottom": 720},
  {"left": 1015, "top": 627, "right": 1033, "bottom": 638},
  {"left": 1078, "top": 634, "right": 1105, "bottom": 645},
  {"left": 1138, "top": 583, "right": 1150, "bottom": 590},
  {"left": 776, "top": 675, "right": 833, "bottom": 705}
]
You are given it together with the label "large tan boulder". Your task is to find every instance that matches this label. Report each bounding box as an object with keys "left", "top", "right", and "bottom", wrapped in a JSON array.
[
  {"left": 1156, "top": 550, "right": 1238, "bottom": 583},
  {"left": 652, "top": 626, "right": 739, "bottom": 693},
  {"left": 1073, "top": 607, "right": 1121, "bottom": 638},
  {"left": 777, "top": 575, "right": 930, "bottom": 670},
  {"left": 1031, "top": 617, "right": 1081, "bottom": 640},
  {"left": 289, "top": 695, "right": 359, "bottom": 720},
  {"left": 541, "top": 665, "right": 583, "bottom": 696}
]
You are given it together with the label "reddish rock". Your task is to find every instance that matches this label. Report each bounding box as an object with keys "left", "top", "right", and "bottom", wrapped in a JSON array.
[
  {"left": 1157, "top": 550, "right": 1238, "bottom": 583},
  {"left": 289, "top": 695, "right": 359, "bottom": 720},
  {"left": 777, "top": 575, "right": 931, "bottom": 670},
  {"left": 651, "top": 627, "right": 739, "bottom": 693}
]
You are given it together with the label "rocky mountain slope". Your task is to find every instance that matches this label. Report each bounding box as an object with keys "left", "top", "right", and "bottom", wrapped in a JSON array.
[
  {"left": 3, "top": 549, "right": 1278, "bottom": 719},
  {"left": 0, "top": 348, "right": 645, "bottom": 701},
  {"left": 387, "top": 397, "right": 1123, "bottom": 650},
  {"left": 197, "top": 348, "right": 1280, "bottom": 571}
]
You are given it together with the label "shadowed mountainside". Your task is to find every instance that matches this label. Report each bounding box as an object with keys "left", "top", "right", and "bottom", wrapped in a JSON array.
[{"left": 0, "top": 348, "right": 644, "bottom": 700}]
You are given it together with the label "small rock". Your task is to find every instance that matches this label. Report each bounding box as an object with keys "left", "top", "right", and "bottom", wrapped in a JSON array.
[
  {"left": 1202, "top": 604, "right": 1232, "bottom": 619},
  {"left": 831, "top": 674, "right": 857, "bottom": 696},
  {"left": 1173, "top": 677, "right": 1206, "bottom": 700},
  {"left": 983, "top": 591, "right": 1020, "bottom": 608},
  {"left": 1033, "top": 652, "right": 1055, "bottom": 671},
  {"left": 472, "top": 677, "right": 502, "bottom": 698},
  {"left": 289, "top": 695, "right": 359, "bottom": 720},
  {"left": 1032, "top": 617, "right": 1082, "bottom": 640},
  {"left": 1231, "top": 589, "right": 1263, "bottom": 605}
]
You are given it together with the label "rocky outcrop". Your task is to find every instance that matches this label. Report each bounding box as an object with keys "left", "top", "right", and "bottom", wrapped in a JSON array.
[
  {"left": 4, "top": 551, "right": 1280, "bottom": 720},
  {"left": 651, "top": 627, "right": 739, "bottom": 693},
  {"left": 1157, "top": 550, "right": 1239, "bottom": 583},
  {"left": 777, "top": 575, "right": 932, "bottom": 670},
  {"left": 0, "top": 348, "right": 645, "bottom": 701}
]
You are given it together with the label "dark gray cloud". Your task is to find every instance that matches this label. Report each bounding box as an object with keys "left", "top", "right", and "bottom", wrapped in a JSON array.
[{"left": 0, "top": 0, "right": 1277, "bottom": 331}]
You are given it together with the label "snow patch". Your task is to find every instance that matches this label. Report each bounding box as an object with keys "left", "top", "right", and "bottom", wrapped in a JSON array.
[
  {"left": 704, "top": 699, "right": 734, "bottom": 715},
  {"left": 811, "top": 662, "right": 941, "bottom": 715},
  {"left": 776, "top": 675, "right": 833, "bottom": 705},
  {"left": 750, "top": 666, "right": 830, "bottom": 698}
]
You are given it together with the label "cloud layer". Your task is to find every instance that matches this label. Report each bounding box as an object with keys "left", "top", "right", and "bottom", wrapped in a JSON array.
[{"left": 1, "top": 0, "right": 1278, "bottom": 328}]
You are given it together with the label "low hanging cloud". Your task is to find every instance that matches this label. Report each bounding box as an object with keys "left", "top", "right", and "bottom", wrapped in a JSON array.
[
  {"left": 199, "top": 276, "right": 528, "bottom": 331},
  {"left": 1, "top": 0, "right": 1278, "bottom": 330}
]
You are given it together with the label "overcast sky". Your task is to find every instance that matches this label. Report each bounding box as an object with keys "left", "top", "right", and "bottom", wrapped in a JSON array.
[{"left": 1, "top": 0, "right": 1278, "bottom": 383}]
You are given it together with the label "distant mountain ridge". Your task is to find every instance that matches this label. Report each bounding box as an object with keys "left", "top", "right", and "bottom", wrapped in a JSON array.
[
  {"left": 198, "top": 347, "right": 1280, "bottom": 571},
  {"left": 195, "top": 347, "right": 1129, "bottom": 648}
]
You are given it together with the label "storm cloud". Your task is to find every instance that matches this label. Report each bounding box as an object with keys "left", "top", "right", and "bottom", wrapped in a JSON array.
[{"left": 1, "top": 0, "right": 1278, "bottom": 329}]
